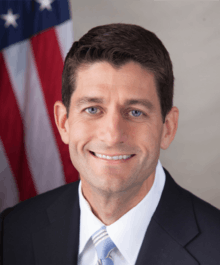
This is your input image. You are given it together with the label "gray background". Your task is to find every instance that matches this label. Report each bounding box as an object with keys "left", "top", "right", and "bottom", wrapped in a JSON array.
[{"left": 70, "top": 0, "right": 220, "bottom": 208}]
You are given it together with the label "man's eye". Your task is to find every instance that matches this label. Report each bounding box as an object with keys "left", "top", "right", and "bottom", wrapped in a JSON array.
[
  {"left": 130, "top": 110, "right": 143, "bottom": 117},
  {"left": 84, "top": 107, "right": 144, "bottom": 117},
  {"left": 85, "top": 107, "right": 100, "bottom": 114}
]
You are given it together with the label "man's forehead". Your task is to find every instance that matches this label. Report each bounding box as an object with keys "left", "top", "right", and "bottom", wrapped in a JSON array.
[
  {"left": 71, "top": 61, "right": 159, "bottom": 110},
  {"left": 75, "top": 61, "right": 156, "bottom": 90},
  {"left": 76, "top": 60, "right": 155, "bottom": 80}
]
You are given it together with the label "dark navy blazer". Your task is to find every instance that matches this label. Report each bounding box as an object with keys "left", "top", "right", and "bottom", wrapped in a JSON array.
[{"left": 1, "top": 168, "right": 220, "bottom": 265}]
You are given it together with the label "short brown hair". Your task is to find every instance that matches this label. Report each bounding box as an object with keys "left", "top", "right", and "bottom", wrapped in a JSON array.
[{"left": 62, "top": 23, "right": 174, "bottom": 122}]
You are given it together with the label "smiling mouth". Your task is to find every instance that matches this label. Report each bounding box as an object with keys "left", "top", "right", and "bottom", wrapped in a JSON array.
[{"left": 89, "top": 151, "right": 135, "bottom": 162}]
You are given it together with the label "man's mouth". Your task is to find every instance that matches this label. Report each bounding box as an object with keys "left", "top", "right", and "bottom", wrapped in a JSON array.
[{"left": 89, "top": 151, "right": 135, "bottom": 161}]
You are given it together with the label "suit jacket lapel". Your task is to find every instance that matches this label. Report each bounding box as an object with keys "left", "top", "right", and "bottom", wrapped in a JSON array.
[
  {"left": 32, "top": 181, "right": 80, "bottom": 265},
  {"left": 135, "top": 169, "right": 199, "bottom": 265}
]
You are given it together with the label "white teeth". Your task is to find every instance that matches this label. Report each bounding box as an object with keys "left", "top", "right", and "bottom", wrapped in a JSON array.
[{"left": 94, "top": 153, "right": 132, "bottom": 160}]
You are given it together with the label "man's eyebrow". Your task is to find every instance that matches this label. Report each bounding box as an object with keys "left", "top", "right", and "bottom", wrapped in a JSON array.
[
  {"left": 75, "top": 96, "right": 154, "bottom": 110},
  {"left": 124, "top": 99, "right": 154, "bottom": 110},
  {"left": 76, "top": 97, "right": 104, "bottom": 107}
]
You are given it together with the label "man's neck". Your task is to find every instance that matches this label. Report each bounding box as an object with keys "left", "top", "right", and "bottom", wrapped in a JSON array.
[{"left": 81, "top": 174, "right": 155, "bottom": 226}]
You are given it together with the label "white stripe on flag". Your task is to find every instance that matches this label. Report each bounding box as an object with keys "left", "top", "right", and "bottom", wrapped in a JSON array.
[
  {"left": 3, "top": 40, "right": 29, "bottom": 118},
  {"left": 3, "top": 41, "right": 65, "bottom": 194},
  {"left": 55, "top": 19, "right": 74, "bottom": 60},
  {"left": 0, "top": 138, "right": 19, "bottom": 211}
]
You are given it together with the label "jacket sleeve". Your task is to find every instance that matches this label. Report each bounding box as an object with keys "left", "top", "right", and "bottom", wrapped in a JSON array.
[{"left": 0, "top": 207, "right": 14, "bottom": 265}]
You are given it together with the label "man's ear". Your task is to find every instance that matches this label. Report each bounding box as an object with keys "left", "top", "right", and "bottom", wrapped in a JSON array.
[
  {"left": 54, "top": 101, "right": 69, "bottom": 144},
  {"left": 160, "top": 106, "right": 179, "bottom": 150}
]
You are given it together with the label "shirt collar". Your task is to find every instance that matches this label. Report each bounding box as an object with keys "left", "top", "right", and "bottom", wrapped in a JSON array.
[
  {"left": 78, "top": 160, "right": 165, "bottom": 264},
  {"left": 78, "top": 182, "right": 104, "bottom": 255}
]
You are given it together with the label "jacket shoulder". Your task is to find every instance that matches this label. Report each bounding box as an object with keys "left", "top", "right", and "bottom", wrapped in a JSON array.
[
  {"left": 163, "top": 168, "right": 220, "bottom": 220},
  {"left": 189, "top": 191, "right": 220, "bottom": 235},
  {"left": 169, "top": 170, "right": 220, "bottom": 231},
  {"left": 1, "top": 181, "right": 80, "bottom": 265},
  {"left": 191, "top": 192, "right": 220, "bottom": 220},
  {"left": 165, "top": 169, "right": 220, "bottom": 262},
  {"left": 163, "top": 168, "right": 220, "bottom": 263},
  {"left": 186, "top": 191, "right": 220, "bottom": 262},
  {"left": 0, "top": 181, "right": 80, "bottom": 226}
]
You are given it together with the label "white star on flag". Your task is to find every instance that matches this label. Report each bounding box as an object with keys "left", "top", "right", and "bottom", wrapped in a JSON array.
[
  {"left": 35, "top": 0, "right": 55, "bottom": 11},
  {"left": 0, "top": 8, "right": 20, "bottom": 28}
]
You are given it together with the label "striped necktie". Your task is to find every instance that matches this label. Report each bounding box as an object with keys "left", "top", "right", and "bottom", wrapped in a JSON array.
[{"left": 92, "top": 226, "right": 116, "bottom": 265}]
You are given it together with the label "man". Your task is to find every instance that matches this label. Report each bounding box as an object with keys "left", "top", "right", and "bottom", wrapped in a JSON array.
[{"left": 1, "top": 23, "right": 220, "bottom": 265}]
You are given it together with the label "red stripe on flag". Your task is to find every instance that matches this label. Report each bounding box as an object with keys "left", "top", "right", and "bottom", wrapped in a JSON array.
[
  {"left": 0, "top": 52, "right": 37, "bottom": 201},
  {"left": 31, "top": 28, "right": 79, "bottom": 184}
]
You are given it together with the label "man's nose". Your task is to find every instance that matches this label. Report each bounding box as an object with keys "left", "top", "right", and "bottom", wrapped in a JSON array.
[{"left": 98, "top": 110, "right": 129, "bottom": 145}]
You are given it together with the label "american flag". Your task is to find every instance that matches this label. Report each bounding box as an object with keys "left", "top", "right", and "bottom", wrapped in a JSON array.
[{"left": 0, "top": 0, "right": 79, "bottom": 212}]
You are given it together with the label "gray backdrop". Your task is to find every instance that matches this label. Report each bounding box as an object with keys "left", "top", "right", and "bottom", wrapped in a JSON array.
[{"left": 70, "top": 0, "right": 220, "bottom": 208}]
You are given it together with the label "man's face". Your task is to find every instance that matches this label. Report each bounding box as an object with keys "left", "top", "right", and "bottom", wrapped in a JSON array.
[{"left": 58, "top": 61, "right": 173, "bottom": 196}]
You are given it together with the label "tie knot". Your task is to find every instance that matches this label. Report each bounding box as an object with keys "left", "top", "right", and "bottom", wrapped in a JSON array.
[{"left": 92, "top": 226, "right": 116, "bottom": 264}]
